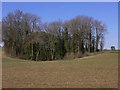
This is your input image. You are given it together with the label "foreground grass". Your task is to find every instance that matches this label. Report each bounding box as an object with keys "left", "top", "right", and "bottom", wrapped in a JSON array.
[{"left": 2, "top": 51, "right": 118, "bottom": 88}]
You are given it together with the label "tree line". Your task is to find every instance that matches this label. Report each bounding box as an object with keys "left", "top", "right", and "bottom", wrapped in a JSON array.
[{"left": 2, "top": 10, "right": 107, "bottom": 61}]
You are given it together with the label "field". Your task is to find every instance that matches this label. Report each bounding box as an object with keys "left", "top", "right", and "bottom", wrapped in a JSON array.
[{"left": 2, "top": 49, "right": 118, "bottom": 88}]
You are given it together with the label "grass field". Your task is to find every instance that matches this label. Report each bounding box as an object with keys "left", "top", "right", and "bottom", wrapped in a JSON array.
[{"left": 2, "top": 50, "right": 118, "bottom": 88}]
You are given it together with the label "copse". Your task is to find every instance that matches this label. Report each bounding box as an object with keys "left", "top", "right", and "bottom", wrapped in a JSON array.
[{"left": 2, "top": 10, "right": 107, "bottom": 61}]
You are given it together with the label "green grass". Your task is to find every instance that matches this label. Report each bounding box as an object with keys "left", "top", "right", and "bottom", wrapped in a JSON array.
[
  {"left": 2, "top": 51, "right": 118, "bottom": 88},
  {"left": 109, "top": 50, "right": 120, "bottom": 53}
]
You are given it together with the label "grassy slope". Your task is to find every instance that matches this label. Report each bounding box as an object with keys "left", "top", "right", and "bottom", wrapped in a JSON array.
[{"left": 2, "top": 51, "right": 118, "bottom": 88}]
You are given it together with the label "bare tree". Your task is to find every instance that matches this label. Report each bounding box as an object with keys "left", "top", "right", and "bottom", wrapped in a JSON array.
[{"left": 3, "top": 10, "right": 107, "bottom": 61}]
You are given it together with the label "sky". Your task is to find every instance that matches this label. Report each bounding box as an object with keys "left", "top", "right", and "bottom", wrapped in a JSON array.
[{"left": 2, "top": 2, "right": 118, "bottom": 49}]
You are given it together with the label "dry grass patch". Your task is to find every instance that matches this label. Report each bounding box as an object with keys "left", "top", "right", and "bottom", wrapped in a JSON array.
[{"left": 2, "top": 51, "right": 118, "bottom": 88}]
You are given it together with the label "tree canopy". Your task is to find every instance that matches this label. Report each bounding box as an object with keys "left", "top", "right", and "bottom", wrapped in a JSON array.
[{"left": 2, "top": 10, "right": 107, "bottom": 61}]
